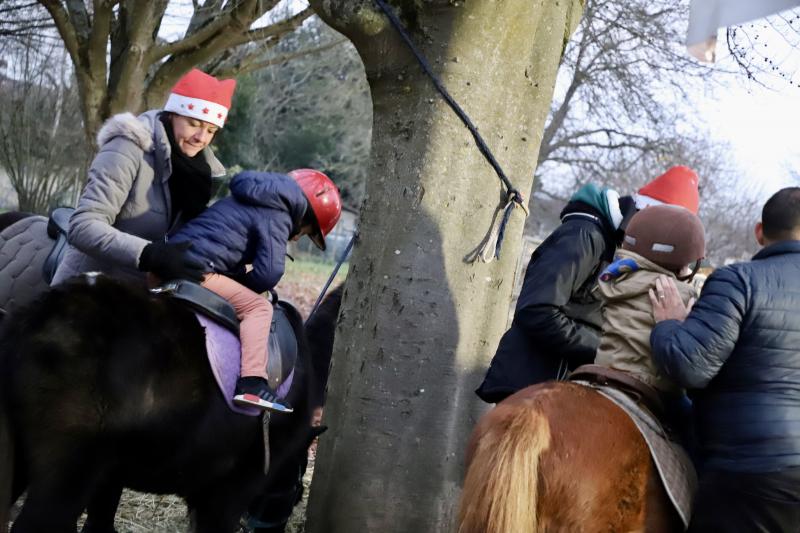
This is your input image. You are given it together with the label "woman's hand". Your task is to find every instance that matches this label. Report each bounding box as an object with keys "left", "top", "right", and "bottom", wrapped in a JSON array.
[
  {"left": 138, "top": 241, "right": 205, "bottom": 282},
  {"left": 649, "top": 275, "right": 695, "bottom": 323}
]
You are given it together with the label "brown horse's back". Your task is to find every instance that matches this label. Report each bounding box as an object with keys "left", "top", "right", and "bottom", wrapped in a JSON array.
[{"left": 459, "top": 381, "right": 681, "bottom": 533}]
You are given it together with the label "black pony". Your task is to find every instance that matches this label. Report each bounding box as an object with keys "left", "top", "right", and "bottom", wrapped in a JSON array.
[{"left": 0, "top": 274, "right": 341, "bottom": 533}]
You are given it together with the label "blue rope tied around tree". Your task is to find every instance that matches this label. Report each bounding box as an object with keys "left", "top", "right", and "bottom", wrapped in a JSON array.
[{"left": 373, "top": 0, "right": 528, "bottom": 262}]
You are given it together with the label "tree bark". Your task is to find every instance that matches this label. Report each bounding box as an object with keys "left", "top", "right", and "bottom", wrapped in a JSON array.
[{"left": 305, "top": 1, "right": 583, "bottom": 531}]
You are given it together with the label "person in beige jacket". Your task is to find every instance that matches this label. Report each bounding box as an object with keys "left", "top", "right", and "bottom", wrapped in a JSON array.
[{"left": 594, "top": 205, "right": 706, "bottom": 400}]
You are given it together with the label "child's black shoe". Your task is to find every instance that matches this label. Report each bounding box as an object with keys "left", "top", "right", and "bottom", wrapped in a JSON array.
[{"left": 233, "top": 376, "right": 293, "bottom": 413}]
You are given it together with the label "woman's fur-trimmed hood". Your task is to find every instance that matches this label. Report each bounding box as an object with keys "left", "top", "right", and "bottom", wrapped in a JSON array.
[{"left": 96, "top": 111, "right": 160, "bottom": 151}]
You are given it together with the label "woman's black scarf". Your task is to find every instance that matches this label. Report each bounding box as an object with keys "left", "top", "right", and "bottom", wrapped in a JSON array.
[{"left": 160, "top": 114, "right": 213, "bottom": 223}]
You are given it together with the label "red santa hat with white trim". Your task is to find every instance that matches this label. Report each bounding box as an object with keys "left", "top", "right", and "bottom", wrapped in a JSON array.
[
  {"left": 635, "top": 165, "right": 700, "bottom": 214},
  {"left": 163, "top": 68, "right": 237, "bottom": 128}
]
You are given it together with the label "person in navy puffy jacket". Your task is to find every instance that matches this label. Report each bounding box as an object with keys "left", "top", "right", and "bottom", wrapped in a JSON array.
[
  {"left": 650, "top": 187, "right": 800, "bottom": 531},
  {"left": 171, "top": 169, "right": 342, "bottom": 412}
]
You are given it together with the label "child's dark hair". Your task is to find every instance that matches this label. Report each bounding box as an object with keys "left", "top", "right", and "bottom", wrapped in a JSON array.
[{"left": 301, "top": 201, "right": 319, "bottom": 231}]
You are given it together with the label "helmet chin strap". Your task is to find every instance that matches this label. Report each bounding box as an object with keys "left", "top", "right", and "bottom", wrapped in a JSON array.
[{"left": 676, "top": 259, "right": 703, "bottom": 282}]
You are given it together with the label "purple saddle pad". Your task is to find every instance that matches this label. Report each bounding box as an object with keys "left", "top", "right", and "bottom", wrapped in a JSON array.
[{"left": 196, "top": 313, "right": 295, "bottom": 417}]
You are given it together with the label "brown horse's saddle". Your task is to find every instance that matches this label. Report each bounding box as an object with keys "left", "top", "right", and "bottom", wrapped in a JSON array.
[{"left": 569, "top": 364, "right": 665, "bottom": 422}]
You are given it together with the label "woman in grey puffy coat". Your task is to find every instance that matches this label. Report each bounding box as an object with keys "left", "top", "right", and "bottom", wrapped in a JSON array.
[{"left": 51, "top": 68, "right": 237, "bottom": 286}]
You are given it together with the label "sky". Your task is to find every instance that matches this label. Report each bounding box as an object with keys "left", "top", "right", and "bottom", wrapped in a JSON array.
[{"left": 693, "top": 10, "right": 800, "bottom": 199}]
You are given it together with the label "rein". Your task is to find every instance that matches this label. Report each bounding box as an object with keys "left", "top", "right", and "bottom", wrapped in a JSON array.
[{"left": 305, "top": 232, "right": 356, "bottom": 325}]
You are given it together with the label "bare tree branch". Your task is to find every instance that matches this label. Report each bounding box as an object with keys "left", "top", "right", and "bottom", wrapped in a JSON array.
[
  {"left": 213, "top": 37, "right": 346, "bottom": 77},
  {"left": 228, "top": 6, "right": 314, "bottom": 47},
  {"left": 36, "top": 0, "right": 82, "bottom": 67},
  {"left": 147, "top": 0, "right": 278, "bottom": 63}
]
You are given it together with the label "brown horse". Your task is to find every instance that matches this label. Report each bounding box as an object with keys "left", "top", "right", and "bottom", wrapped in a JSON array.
[{"left": 457, "top": 381, "right": 683, "bottom": 533}]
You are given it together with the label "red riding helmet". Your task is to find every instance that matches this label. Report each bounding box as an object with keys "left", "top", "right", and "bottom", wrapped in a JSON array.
[{"left": 288, "top": 169, "right": 342, "bottom": 251}]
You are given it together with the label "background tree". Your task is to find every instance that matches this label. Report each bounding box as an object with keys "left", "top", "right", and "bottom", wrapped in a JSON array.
[
  {"left": 0, "top": 38, "right": 88, "bottom": 213},
  {"left": 215, "top": 17, "right": 371, "bottom": 207},
  {"left": 303, "top": 1, "right": 583, "bottom": 531},
  {"left": 726, "top": 7, "right": 800, "bottom": 87},
  {"left": 0, "top": 0, "right": 318, "bottom": 144},
  {"left": 523, "top": 0, "right": 762, "bottom": 265},
  {"left": 536, "top": 0, "right": 717, "bottom": 185}
]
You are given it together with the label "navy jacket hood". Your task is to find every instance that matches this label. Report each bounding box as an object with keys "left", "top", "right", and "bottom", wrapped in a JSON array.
[{"left": 230, "top": 171, "right": 307, "bottom": 226}]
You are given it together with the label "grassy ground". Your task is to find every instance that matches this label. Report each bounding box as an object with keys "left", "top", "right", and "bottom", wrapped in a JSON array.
[
  {"left": 9, "top": 257, "right": 345, "bottom": 532},
  {"left": 276, "top": 255, "right": 348, "bottom": 318}
]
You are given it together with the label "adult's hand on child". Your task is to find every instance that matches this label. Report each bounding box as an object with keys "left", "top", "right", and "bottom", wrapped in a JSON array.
[
  {"left": 649, "top": 275, "right": 694, "bottom": 323},
  {"left": 138, "top": 241, "right": 205, "bottom": 283}
]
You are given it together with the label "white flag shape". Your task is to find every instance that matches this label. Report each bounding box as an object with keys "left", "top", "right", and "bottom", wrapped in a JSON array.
[{"left": 687, "top": 0, "right": 800, "bottom": 61}]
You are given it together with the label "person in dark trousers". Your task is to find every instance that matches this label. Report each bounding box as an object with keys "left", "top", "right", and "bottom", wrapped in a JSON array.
[
  {"left": 476, "top": 166, "right": 701, "bottom": 404},
  {"left": 651, "top": 186, "right": 800, "bottom": 532}
]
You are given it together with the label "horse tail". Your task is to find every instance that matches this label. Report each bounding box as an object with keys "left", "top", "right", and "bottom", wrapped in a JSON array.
[
  {"left": 457, "top": 402, "right": 551, "bottom": 533},
  {"left": 0, "top": 389, "right": 13, "bottom": 533}
]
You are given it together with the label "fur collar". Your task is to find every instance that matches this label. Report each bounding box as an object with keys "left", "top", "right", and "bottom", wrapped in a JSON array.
[{"left": 96, "top": 112, "right": 154, "bottom": 151}]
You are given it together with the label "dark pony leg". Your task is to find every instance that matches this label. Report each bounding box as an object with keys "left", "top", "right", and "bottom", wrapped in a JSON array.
[
  {"left": 81, "top": 483, "right": 123, "bottom": 533},
  {"left": 12, "top": 440, "right": 105, "bottom": 533},
  {"left": 187, "top": 480, "right": 262, "bottom": 533}
]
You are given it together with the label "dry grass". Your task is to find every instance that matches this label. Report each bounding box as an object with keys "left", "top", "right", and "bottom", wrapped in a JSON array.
[{"left": 113, "top": 492, "right": 189, "bottom": 532}]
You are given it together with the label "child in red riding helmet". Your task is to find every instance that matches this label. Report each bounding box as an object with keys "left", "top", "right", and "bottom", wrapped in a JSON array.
[{"left": 171, "top": 169, "right": 342, "bottom": 412}]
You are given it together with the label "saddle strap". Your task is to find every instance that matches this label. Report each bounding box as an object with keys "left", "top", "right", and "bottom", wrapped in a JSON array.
[
  {"left": 569, "top": 364, "right": 666, "bottom": 421},
  {"left": 151, "top": 280, "right": 240, "bottom": 334},
  {"left": 42, "top": 206, "right": 76, "bottom": 284}
]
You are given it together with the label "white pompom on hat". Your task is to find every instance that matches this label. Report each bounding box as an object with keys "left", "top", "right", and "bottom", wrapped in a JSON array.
[{"left": 163, "top": 68, "right": 237, "bottom": 128}]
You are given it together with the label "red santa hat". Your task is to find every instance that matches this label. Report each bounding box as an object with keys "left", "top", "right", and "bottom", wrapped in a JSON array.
[
  {"left": 635, "top": 165, "right": 700, "bottom": 214},
  {"left": 163, "top": 69, "right": 237, "bottom": 128}
]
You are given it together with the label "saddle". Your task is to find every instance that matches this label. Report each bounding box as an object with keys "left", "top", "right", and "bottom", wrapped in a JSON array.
[
  {"left": 569, "top": 364, "right": 666, "bottom": 422},
  {"left": 151, "top": 279, "right": 240, "bottom": 333},
  {"left": 42, "top": 206, "right": 75, "bottom": 284},
  {"left": 151, "top": 280, "right": 299, "bottom": 416}
]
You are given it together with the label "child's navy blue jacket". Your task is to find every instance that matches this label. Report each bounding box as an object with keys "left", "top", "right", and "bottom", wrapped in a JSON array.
[{"left": 171, "top": 171, "right": 307, "bottom": 294}]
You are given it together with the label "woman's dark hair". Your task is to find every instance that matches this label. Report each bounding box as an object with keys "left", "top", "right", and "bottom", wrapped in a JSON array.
[
  {"left": 762, "top": 187, "right": 800, "bottom": 241},
  {"left": 160, "top": 111, "right": 221, "bottom": 145}
]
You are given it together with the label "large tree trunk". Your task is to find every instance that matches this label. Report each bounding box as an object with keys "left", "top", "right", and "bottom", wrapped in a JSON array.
[{"left": 305, "top": 1, "right": 583, "bottom": 531}]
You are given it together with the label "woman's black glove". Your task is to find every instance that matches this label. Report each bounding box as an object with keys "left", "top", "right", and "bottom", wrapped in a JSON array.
[{"left": 138, "top": 241, "right": 205, "bottom": 282}]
